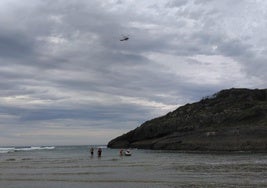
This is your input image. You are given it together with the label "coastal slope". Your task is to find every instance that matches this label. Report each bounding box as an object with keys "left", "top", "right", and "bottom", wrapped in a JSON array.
[{"left": 108, "top": 88, "right": 267, "bottom": 151}]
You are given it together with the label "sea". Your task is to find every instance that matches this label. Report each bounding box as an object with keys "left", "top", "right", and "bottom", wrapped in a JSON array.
[{"left": 0, "top": 145, "right": 267, "bottom": 188}]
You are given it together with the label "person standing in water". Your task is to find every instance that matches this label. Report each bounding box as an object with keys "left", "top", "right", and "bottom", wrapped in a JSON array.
[
  {"left": 97, "top": 148, "right": 102, "bottom": 157},
  {"left": 120, "top": 149, "right": 124, "bottom": 156},
  {"left": 90, "top": 147, "right": 94, "bottom": 156}
]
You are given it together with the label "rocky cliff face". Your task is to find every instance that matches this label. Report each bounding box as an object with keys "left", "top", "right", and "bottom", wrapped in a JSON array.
[{"left": 108, "top": 88, "right": 267, "bottom": 151}]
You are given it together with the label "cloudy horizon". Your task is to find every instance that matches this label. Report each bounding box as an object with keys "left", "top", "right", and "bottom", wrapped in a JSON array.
[{"left": 0, "top": 0, "right": 266, "bottom": 146}]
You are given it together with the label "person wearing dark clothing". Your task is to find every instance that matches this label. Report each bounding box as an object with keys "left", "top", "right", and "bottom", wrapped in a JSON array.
[
  {"left": 90, "top": 147, "right": 94, "bottom": 156},
  {"left": 120, "top": 149, "right": 124, "bottom": 156},
  {"left": 97, "top": 148, "right": 102, "bottom": 157}
]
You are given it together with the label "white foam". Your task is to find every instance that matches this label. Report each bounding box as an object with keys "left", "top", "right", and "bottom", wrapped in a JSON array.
[
  {"left": 97, "top": 145, "right": 107, "bottom": 149},
  {"left": 15, "top": 146, "right": 55, "bottom": 151},
  {"left": 0, "top": 146, "right": 55, "bottom": 153},
  {"left": 0, "top": 147, "right": 15, "bottom": 153}
]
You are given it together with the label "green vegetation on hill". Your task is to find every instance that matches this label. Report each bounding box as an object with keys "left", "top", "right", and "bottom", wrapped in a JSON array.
[{"left": 108, "top": 88, "right": 267, "bottom": 151}]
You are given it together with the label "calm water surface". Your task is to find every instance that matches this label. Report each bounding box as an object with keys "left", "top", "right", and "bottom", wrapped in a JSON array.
[{"left": 0, "top": 146, "right": 267, "bottom": 188}]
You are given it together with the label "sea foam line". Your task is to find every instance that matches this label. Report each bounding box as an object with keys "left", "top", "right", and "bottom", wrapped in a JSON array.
[{"left": 0, "top": 146, "right": 55, "bottom": 153}]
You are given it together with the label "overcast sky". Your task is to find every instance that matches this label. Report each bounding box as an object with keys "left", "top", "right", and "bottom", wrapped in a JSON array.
[{"left": 0, "top": 0, "right": 266, "bottom": 146}]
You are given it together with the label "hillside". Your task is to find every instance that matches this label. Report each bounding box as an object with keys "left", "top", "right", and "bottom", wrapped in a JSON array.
[{"left": 108, "top": 88, "right": 267, "bottom": 151}]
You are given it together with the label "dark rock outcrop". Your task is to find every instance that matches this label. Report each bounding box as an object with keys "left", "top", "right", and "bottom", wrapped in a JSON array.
[{"left": 108, "top": 88, "right": 267, "bottom": 151}]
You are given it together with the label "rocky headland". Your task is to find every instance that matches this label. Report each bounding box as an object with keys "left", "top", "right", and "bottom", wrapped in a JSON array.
[{"left": 108, "top": 88, "right": 267, "bottom": 151}]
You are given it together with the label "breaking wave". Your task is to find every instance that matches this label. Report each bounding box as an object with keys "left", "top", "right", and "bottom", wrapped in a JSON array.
[{"left": 0, "top": 146, "right": 55, "bottom": 153}]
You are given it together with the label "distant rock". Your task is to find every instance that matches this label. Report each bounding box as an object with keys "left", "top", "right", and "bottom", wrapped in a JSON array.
[{"left": 108, "top": 88, "right": 267, "bottom": 151}]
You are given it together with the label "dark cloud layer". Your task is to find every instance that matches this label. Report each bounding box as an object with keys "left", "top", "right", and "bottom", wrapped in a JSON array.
[{"left": 0, "top": 0, "right": 266, "bottom": 145}]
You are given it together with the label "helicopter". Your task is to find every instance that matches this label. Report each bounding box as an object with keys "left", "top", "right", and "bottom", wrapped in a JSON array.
[{"left": 120, "top": 35, "right": 129, "bottom": 41}]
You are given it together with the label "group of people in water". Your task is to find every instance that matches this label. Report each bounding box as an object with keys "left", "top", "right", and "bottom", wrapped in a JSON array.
[
  {"left": 90, "top": 147, "right": 102, "bottom": 157},
  {"left": 90, "top": 147, "right": 131, "bottom": 157}
]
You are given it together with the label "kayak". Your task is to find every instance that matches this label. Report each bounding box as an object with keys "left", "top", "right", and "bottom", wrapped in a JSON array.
[{"left": 124, "top": 150, "right": 132, "bottom": 156}]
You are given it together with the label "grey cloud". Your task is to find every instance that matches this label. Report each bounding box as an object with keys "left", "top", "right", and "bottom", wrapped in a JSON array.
[
  {"left": 0, "top": 0, "right": 266, "bottom": 145},
  {"left": 165, "top": 0, "right": 188, "bottom": 7},
  {"left": 0, "top": 31, "right": 35, "bottom": 58},
  {"left": 193, "top": 0, "right": 215, "bottom": 5},
  {"left": 217, "top": 39, "right": 253, "bottom": 58},
  {"left": 0, "top": 101, "right": 152, "bottom": 129}
]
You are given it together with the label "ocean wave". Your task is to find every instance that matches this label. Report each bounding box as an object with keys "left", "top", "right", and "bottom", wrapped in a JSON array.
[
  {"left": 0, "top": 147, "right": 15, "bottom": 153},
  {"left": 0, "top": 146, "right": 55, "bottom": 153},
  {"left": 97, "top": 145, "right": 107, "bottom": 149}
]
